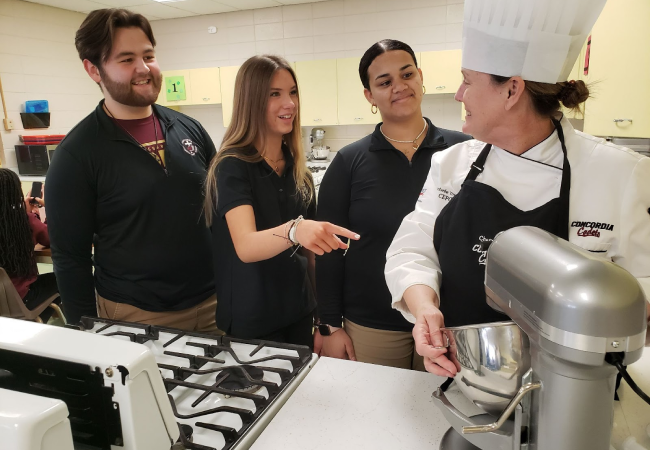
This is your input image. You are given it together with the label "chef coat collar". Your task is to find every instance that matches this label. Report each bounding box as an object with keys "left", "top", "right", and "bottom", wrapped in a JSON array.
[
  {"left": 488, "top": 115, "right": 576, "bottom": 171},
  {"left": 369, "top": 117, "right": 448, "bottom": 152}
]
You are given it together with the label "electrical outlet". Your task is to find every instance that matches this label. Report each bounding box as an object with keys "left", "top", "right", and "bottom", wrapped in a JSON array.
[{"left": 3, "top": 118, "right": 14, "bottom": 131}]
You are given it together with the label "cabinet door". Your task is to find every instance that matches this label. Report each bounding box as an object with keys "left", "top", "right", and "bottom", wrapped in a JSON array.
[
  {"left": 219, "top": 66, "right": 240, "bottom": 128},
  {"left": 159, "top": 70, "right": 193, "bottom": 107},
  {"left": 296, "top": 59, "right": 338, "bottom": 127},
  {"left": 336, "top": 58, "right": 380, "bottom": 125},
  {"left": 561, "top": 44, "right": 585, "bottom": 120},
  {"left": 190, "top": 68, "right": 221, "bottom": 105},
  {"left": 583, "top": 0, "right": 650, "bottom": 138},
  {"left": 421, "top": 50, "right": 463, "bottom": 95}
]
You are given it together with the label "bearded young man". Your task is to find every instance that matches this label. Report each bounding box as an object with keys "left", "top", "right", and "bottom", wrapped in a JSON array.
[{"left": 46, "top": 9, "right": 220, "bottom": 331}]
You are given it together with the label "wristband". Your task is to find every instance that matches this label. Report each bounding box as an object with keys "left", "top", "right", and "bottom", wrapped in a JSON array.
[{"left": 288, "top": 215, "right": 304, "bottom": 245}]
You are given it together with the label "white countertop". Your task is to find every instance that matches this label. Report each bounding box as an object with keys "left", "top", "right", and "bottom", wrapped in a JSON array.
[
  {"left": 251, "top": 357, "right": 453, "bottom": 450},
  {"left": 3, "top": 167, "right": 46, "bottom": 182},
  {"left": 18, "top": 175, "right": 46, "bottom": 182},
  {"left": 252, "top": 353, "right": 650, "bottom": 450}
]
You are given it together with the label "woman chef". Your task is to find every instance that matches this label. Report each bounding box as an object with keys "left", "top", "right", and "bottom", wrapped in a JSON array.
[{"left": 385, "top": 0, "right": 650, "bottom": 377}]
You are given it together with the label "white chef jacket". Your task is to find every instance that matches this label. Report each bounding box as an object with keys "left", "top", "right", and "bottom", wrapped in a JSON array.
[{"left": 385, "top": 116, "right": 650, "bottom": 323}]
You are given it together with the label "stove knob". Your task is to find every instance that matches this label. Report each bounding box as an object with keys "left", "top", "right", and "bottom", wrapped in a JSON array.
[{"left": 180, "top": 424, "right": 193, "bottom": 442}]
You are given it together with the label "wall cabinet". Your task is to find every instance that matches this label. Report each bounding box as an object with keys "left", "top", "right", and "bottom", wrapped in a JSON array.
[
  {"left": 158, "top": 68, "right": 221, "bottom": 108},
  {"left": 583, "top": 0, "right": 650, "bottom": 138},
  {"left": 336, "top": 58, "right": 379, "bottom": 126},
  {"left": 219, "top": 65, "right": 240, "bottom": 128},
  {"left": 421, "top": 50, "right": 462, "bottom": 95},
  {"left": 157, "top": 70, "right": 193, "bottom": 107},
  {"left": 190, "top": 68, "right": 221, "bottom": 105},
  {"left": 560, "top": 41, "right": 588, "bottom": 120},
  {"left": 158, "top": 51, "right": 478, "bottom": 128},
  {"left": 296, "top": 59, "right": 338, "bottom": 127}
]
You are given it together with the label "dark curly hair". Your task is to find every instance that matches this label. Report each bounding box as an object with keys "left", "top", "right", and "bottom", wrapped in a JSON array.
[{"left": 0, "top": 169, "right": 37, "bottom": 279}]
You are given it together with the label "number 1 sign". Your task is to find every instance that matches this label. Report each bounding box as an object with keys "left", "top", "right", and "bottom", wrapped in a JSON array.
[{"left": 165, "top": 76, "right": 187, "bottom": 102}]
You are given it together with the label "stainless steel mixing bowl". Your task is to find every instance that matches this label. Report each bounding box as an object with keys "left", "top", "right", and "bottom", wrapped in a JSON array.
[{"left": 441, "top": 321, "right": 530, "bottom": 416}]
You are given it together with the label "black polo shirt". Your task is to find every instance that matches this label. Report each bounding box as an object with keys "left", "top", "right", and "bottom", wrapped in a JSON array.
[
  {"left": 316, "top": 118, "right": 471, "bottom": 331},
  {"left": 212, "top": 146, "right": 317, "bottom": 339}
]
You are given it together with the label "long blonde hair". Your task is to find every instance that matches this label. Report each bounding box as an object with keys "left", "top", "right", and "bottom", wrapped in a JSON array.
[{"left": 204, "top": 55, "right": 313, "bottom": 226}]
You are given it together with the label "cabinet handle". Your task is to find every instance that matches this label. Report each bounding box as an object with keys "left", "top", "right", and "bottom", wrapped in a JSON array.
[
  {"left": 354, "top": 117, "right": 363, "bottom": 121},
  {"left": 313, "top": 118, "right": 322, "bottom": 122},
  {"left": 436, "top": 85, "right": 445, "bottom": 90},
  {"left": 613, "top": 118, "right": 633, "bottom": 123},
  {"left": 203, "top": 97, "right": 210, "bottom": 101}
]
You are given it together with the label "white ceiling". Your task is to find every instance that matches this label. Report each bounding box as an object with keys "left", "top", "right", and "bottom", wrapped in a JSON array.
[{"left": 23, "top": 0, "right": 328, "bottom": 20}]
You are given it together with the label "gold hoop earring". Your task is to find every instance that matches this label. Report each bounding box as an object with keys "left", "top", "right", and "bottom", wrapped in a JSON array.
[
  {"left": 422, "top": 85, "right": 426, "bottom": 94},
  {"left": 371, "top": 104, "right": 378, "bottom": 114}
]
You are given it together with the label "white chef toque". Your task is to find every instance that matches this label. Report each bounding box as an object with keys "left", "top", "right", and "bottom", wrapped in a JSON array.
[{"left": 462, "top": 0, "right": 607, "bottom": 83}]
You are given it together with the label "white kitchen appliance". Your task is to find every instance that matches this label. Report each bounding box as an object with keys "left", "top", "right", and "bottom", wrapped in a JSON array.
[
  {"left": 0, "top": 316, "right": 317, "bottom": 450},
  {"left": 0, "top": 388, "right": 74, "bottom": 450},
  {"left": 431, "top": 226, "right": 648, "bottom": 450}
]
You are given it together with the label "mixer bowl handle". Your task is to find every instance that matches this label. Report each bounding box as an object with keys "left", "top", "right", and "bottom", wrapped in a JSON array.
[
  {"left": 432, "top": 388, "right": 515, "bottom": 450},
  {"left": 462, "top": 382, "right": 541, "bottom": 434}
]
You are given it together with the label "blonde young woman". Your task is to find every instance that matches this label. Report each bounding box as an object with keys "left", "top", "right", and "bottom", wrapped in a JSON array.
[{"left": 205, "top": 55, "right": 359, "bottom": 347}]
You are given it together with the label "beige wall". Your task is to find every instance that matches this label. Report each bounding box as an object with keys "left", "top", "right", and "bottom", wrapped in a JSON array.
[
  {"left": 0, "top": 0, "right": 103, "bottom": 168},
  {"left": 156, "top": 0, "right": 466, "bottom": 150},
  {"left": 152, "top": 0, "right": 464, "bottom": 70},
  {"left": 0, "top": 0, "right": 465, "bottom": 169}
]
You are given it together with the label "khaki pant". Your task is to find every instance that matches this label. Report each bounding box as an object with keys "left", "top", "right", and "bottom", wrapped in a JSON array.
[
  {"left": 344, "top": 318, "right": 425, "bottom": 371},
  {"left": 97, "top": 293, "right": 223, "bottom": 334}
]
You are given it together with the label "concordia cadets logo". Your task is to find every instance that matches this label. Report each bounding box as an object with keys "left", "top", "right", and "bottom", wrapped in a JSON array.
[
  {"left": 472, "top": 236, "right": 492, "bottom": 265},
  {"left": 181, "top": 139, "right": 197, "bottom": 156},
  {"left": 571, "top": 221, "right": 614, "bottom": 238}
]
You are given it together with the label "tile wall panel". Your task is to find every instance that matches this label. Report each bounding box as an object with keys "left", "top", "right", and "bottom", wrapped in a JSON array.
[{"left": 0, "top": 0, "right": 102, "bottom": 168}]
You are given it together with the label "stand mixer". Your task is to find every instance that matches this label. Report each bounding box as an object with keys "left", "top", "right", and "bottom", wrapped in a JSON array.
[
  {"left": 310, "top": 128, "right": 329, "bottom": 160},
  {"left": 432, "top": 226, "right": 648, "bottom": 450}
]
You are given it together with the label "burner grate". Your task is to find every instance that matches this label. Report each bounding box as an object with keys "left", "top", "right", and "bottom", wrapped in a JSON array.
[{"left": 73, "top": 317, "right": 314, "bottom": 450}]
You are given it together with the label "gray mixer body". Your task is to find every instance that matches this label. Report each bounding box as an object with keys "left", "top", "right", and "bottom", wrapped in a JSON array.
[{"left": 484, "top": 226, "right": 647, "bottom": 449}]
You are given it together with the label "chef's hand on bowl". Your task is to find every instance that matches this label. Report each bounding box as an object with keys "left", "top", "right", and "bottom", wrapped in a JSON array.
[{"left": 413, "top": 304, "right": 458, "bottom": 378}]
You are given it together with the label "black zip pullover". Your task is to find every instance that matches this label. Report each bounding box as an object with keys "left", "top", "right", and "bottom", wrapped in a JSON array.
[
  {"left": 46, "top": 101, "right": 216, "bottom": 324},
  {"left": 316, "top": 118, "right": 470, "bottom": 331}
]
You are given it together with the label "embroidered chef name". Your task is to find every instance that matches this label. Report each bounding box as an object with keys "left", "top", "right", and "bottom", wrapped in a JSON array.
[
  {"left": 472, "top": 235, "right": 492, "bottom": 265},
  {"left": 571, "top": 221, "right": 614, "bottom": 238},
  {"left": 437, "top": 188, "right": 455, "bottom": 202},
  {"left": 417, "top": 188, "right": 428, "bottom": 202}
]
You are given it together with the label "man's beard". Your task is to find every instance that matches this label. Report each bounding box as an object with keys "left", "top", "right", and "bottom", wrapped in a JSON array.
[{"left": 99, "top": 68, "right": 162, "bottom": 107}]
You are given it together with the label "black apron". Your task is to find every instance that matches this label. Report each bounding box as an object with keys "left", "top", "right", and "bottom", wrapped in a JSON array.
[{"left": 433, "top": 119, "right": 570, "bottom": 327}]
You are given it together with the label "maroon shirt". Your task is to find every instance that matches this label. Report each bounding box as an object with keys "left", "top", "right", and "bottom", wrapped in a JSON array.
[
  {"left": 11, "top": 212, "right": 49, "bottom": 299},
  {"left": 113, "top": 114, "right": 165, "bottom": 167}
]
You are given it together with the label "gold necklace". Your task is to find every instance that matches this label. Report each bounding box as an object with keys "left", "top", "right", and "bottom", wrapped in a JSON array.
[
  {"left": 380, "top": 118, "right": 428, "bottom": 151},
  {"left": 263, "top": 155, "right": 284, "bottom": 174}
]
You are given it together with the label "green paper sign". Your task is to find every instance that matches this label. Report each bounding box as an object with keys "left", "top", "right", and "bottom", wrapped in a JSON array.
[{"left": 165, "top": 76, "right": 187, "bottom": 101}]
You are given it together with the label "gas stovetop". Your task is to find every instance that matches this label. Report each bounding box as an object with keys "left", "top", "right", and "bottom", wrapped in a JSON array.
[
  {"left": 72, "top": 317, "right": 315, "bottom": 450},
  {"left": 307, "top": 163, "right": 330, "bottom": 188},
  {"left": 0, "top": 316, "right": 316, "bottom": 450}
]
